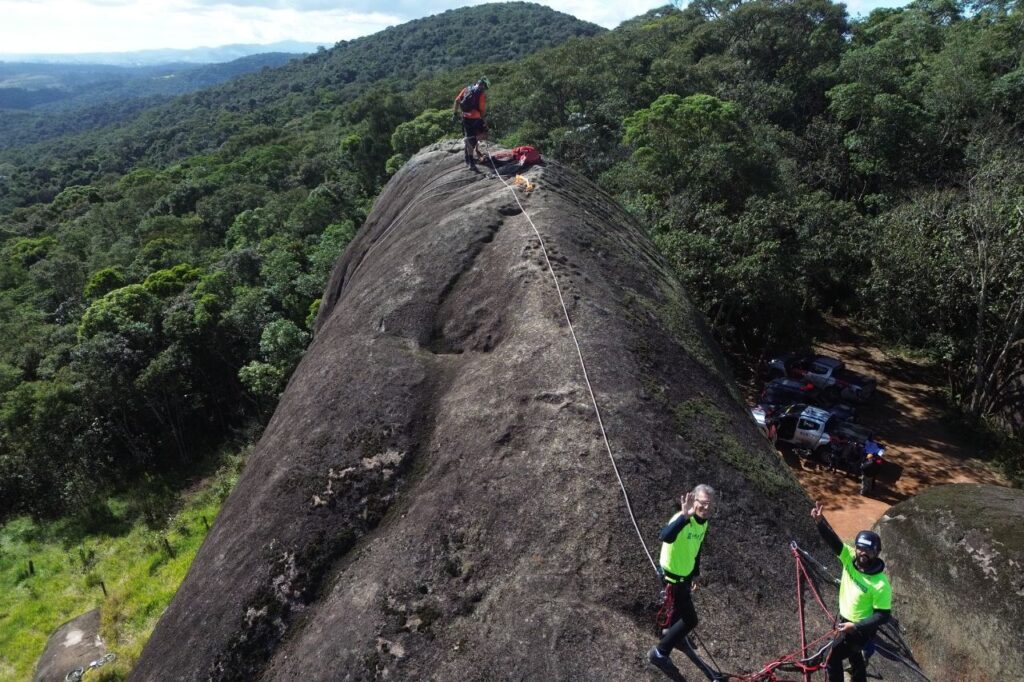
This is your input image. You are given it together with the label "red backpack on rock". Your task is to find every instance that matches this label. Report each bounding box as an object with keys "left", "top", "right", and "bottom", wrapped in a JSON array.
[{"left": 492, "top": 145, "right": 542, "bottom": 166}]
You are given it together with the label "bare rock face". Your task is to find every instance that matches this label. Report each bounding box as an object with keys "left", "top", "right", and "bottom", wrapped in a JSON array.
[
  {"left": 33, "top": 609, "right": 106, "bottom": 682},
  {"left": 132, "top": 143, "right": 915, "bottom": 680},
  {"left": 874, "top": 483, "right": 1024, "bottom": 681}
]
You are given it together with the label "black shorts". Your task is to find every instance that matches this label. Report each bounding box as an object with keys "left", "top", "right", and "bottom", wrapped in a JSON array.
[{"left": 462, "top": 117, "right": 487, "bottom": 139}]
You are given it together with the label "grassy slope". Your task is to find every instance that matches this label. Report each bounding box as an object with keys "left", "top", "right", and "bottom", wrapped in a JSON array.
[{"left": 0, "top": 452, "right": 244, "bottom": 681}]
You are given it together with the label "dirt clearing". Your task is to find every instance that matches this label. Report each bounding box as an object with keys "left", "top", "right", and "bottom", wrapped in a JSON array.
[{"left": 765, "top": 321, "right": 1007, "bottom": 540}]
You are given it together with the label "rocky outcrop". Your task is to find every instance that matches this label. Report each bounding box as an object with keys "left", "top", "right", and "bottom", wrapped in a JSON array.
[
  {"left": 132, "top": 142, "right": 916, "bottom": 680},
  {"left": 875, "top": 483, "right": 1024, "bottom": 681},
  {"left": 33, "top": 609, "right": 106, "bottom": 682}
]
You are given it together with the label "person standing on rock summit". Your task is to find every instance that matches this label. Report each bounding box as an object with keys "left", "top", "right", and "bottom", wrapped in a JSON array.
[
  {"left": 453, "top": 77, "right": 490, "bottom": 168},
  {"left": 811, "top": 502, "right": 892, "bottom": 682},
  {"left": 648, "top": 484, "right": 715, "bottom": 674}
]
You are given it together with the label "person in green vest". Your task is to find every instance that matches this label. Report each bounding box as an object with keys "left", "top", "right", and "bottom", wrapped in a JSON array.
[
  {"left": 810, "top": 502, "right": 892, "bottom": 682},
  {"left": 648, "top": 484, "right": 715, "bottom": 673}
]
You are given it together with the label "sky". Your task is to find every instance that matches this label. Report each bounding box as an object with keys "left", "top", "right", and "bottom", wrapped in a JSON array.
[{"left": 0, "top": 0, "right": 912, "bottom": 56}]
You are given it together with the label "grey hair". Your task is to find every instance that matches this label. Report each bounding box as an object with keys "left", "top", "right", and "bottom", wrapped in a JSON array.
[{"left": 692, "top": 484, "right": 717, "bottom": 499}]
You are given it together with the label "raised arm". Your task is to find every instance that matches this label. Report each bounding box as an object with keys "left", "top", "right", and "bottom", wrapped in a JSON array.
[
  {"left": 659, "top": 512, "right": 691, "bottom": 543},
  {"left": 810, "top": 502, "right": 843, "bottom": 556},
  {"left": 661, "top": 492, "right": 698, "bottom": 543}
]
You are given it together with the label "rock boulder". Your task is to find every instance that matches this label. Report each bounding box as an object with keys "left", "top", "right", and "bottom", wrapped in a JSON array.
[
  {"left": 875, "top": 483, "right": 1024, "bottom": 681},
  {"left": 33, "top": 609, "right": 106, "bottom": 682},
  {"left": 132, "top": 143, "right": 917, "bottom": 680}
]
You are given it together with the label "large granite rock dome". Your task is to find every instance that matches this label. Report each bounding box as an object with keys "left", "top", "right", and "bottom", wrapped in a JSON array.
[
  {"left": 875, "top": 483, "right": 1024, "bottom": 681},
  {"left": 132, "top": 142, "right": 918, "bottom": 680}
]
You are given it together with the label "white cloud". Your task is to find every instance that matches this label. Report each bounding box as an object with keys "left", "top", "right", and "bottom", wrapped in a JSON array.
[
  {"left": 0, "top": 0, "right": 399, "bottom": 53},
  {"left": 541, "top": 0, "right": 667, "bottom": 27},
  {"left": 0, "top": 0, "right": 913, "bottom": 56}
]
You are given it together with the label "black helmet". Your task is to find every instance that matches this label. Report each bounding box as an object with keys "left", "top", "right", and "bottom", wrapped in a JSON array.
[{"left": 855, "top": 530, "right": 881, "bottom": 553}]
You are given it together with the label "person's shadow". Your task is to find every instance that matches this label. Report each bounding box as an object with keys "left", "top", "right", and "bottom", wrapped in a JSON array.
[{"left": 650, "top": 662, "right": 688, "bottom": 681}]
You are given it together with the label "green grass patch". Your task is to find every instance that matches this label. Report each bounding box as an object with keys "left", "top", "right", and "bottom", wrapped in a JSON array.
[{"left": 0, "top": 451, "right": 245, "bottom": 681}]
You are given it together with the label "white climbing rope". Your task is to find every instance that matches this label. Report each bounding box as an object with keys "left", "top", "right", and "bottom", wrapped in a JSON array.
[{"left": 484, "top": 148, "right": 659, "bottom": 574}]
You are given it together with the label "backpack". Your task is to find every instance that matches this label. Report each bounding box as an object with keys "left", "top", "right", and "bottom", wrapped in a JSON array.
[
  {"left": 493, "top": 145, "right": 542, "bottom": 165},
  {"left": 511, "top": 146, "right": 541, "bottom": 165},
  {"left": 458, "top": 84, "right": 484, "bottom": 113}
]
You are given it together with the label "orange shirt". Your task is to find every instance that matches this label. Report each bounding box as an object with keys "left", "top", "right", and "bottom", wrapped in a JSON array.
[{"left": 455, "top": 87, "right": 486, "bottom": 118}]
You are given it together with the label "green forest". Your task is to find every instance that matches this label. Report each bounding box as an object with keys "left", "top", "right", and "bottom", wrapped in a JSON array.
[
  {"left": 0, "top": 0, "right": 1021, "bottom": 673},
  {"left": 0, "top": 54, "right": 303, "bottom": 150},
  {"left": 2, "top": 0, "right": 1022, "bottom": 514},
  {"left": 2, "top": 0, "right": 1021, "bottom": 517}
]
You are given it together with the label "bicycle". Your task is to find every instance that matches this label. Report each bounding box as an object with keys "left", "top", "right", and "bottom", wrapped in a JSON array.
[{"left": 65, "top": 652, "right": 116, "bottom": 681}]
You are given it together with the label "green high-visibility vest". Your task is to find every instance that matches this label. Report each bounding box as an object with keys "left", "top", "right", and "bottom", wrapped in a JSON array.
[
  {"left": 659, "top": 513, "right": 707, "bottom": 581},
  {"left": 838, "top": 544, "right": 892, "bottom": 622}
]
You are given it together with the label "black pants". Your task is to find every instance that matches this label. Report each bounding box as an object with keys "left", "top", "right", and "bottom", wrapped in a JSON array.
[
  {"left": 828, "top": 628, "right": 868, "bottom": 682},
  {"left": 462, "top": 117, "right": 487, "bottom": 157},
  {"left": 658, "top": 578, "right": 698, "bottom": 653},
  {"left": 860, "top": 462, "right": 880, "bottom": 494}
]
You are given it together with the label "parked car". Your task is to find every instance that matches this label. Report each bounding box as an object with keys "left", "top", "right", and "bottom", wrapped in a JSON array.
[
  {"left": 752, "top": 403, "right": 875, "bottom": 464},
  {"left": 758, "top": 377, "right": 857, "bottom": 422},
  {"left": 766, "top": 354, "right": 877, "bottom": 402}
]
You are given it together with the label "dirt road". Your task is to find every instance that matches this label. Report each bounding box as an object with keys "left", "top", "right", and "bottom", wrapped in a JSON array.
[{"left": 768, "top": 322, "right": 1007, "bottom": 540}]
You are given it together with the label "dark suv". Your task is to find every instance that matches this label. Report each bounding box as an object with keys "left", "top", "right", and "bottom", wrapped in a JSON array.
[{"left": 758, "top": 377, "right": 857, "bottom": 422}]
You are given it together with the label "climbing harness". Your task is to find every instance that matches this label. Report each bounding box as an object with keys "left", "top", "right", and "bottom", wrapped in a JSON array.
[
  {"left": 484, "top": 145, "right": 659, "bottom": 574},
  {"left": 655, "top": 584, "right": 675, "bottom": 630}
]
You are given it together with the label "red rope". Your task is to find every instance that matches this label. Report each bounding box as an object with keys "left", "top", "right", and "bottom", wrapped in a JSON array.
[
  {"left": 711, "top": 546, "right": 839, "bottom": 682},
  {"left": 733, "top": 630, "right": 838, "bottom": 681},
  {"left": 655, "top": 545, "right": 839, "bottom": 682},
  {"left": 795, "top": 549, "right": 809, "bottom": 682},
  {"left": 656, "top": 584, "right": 675, "bottom": 630},
  {"left": 794, "top": 551, "right": 836, "bottom": 626}
]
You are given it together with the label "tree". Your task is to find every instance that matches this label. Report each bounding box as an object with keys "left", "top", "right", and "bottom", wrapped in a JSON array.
[
  {"left": 84, "top": 266, "right": 126, "bottom": 300},
  {"left": 618, "top": 93, "right": 773, "bottom": 214},
  {"left": 78, "top": 284, "right": 161, "bottom": 343},
  {"left": 390, "top": 108, "right": 453, "bottom": 157},
  {"left": 865, "top": 134, "right": 1024, "bottom": 419},
  {"left": 143, "top": 264, "right": 202, "bottom": 297}
]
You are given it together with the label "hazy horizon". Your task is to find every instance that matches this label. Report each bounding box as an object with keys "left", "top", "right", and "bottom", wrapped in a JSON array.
[{"left": 1, "top": 0, "right": 911, "bottom": 57}]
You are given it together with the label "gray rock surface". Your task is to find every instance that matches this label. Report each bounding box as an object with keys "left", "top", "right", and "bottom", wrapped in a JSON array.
[
  {"left": 33, "top": 609, "right": 105, "bottom": 682},
  {"left": 875, "top": 483, "right": 1024, "bottom": 681},
  {"left": 132, "top": 142, "right": 918, "bottom": 680}
]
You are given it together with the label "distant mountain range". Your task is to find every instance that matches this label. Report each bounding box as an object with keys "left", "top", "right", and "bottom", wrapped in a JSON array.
[
  {"left": 0, "top": 3, "right": 604, "bottom": 151},
  {"left": 0, "top": 53, "right": 306, "bottom": 113},
  {"left": 0, "top": 41, "right": 328, "bottom": 67}
]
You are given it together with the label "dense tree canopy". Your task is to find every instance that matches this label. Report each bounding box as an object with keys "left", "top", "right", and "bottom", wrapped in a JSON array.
[{"left": 1, "top": 0, "right": 1022, "bottom": 517}]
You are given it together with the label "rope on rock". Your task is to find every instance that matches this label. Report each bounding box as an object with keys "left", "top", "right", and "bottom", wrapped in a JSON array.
[
  {"left": 484, "top": 148, "right": 659, "bottom": 574},
  {"left": 478, "top": 148, "right": 932, "bottom": 682}
]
